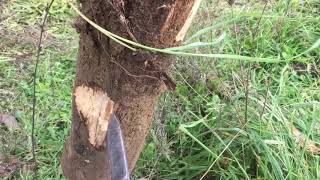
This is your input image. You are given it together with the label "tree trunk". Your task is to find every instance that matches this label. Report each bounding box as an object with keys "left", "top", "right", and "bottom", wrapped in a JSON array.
[{"left": 61, "top": 0, "right": 199, "bottom": 179}]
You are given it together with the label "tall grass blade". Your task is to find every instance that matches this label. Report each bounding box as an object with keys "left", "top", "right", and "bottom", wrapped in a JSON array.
[
  {"left": 69, "top": 2, "right": 282, "bottom": 63},
  {"left": 166, "top": 32, "right": 226, "bottom": 51}
]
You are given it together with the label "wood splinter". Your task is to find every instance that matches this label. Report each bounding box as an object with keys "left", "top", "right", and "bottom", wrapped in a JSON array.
[
  {"left": 74, "top": 85, "right": 114, "bottom": 148},
  {"left": 175, "top": 0, "right": 201, "bottom": 41}
]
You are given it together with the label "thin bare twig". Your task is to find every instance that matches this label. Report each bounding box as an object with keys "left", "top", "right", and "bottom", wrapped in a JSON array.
[
  {"left": 275, "top": 0, "right": 292, "bottom": 60},
  {"left": 251, "top": 1, "right": 268, "bottom": 42},
  {"left": 32, "top": 0, "right": 55, "bottom": 176},
  {"left": 259, "top": 77, "right": 270, "bottom": 120},
  {"left": 243, "top": 70, "right": 250, "bottom": 123},
  {"left": 245, "top": 0, "right": 268, "bottom": 123}
]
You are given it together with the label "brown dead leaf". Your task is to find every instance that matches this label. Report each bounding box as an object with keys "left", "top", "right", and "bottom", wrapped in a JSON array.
[
  {"left": 0, "top": 155, "right": 21, "bottom": 179},
  {"left": 0, "top": 114, "right": 20, "bottom": 130},
  {"left": 291, "top": 126, "right": 320, "bottom": 154}
]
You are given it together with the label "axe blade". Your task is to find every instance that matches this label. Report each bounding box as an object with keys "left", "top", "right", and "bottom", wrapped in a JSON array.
[{"left": 106, "top": 113, "right": 130, "bottom": 180}]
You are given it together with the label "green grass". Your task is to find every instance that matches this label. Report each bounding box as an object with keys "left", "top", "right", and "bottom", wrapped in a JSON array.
[{"left": 1, "top": 0, "right": 319, "bottom": 179}]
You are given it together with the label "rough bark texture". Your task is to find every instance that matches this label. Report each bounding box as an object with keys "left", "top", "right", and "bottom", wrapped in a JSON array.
[{"left": 61, "top": 0, "right": 197, "bottom": 179}]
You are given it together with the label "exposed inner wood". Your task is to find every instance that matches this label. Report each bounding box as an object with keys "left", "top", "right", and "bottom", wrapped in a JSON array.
[
  {"left": 74, "top": 85, "right": 114, "bottom": 148},
  {"left": 175, "top": 0, "right": 201, "bottom": 41}
]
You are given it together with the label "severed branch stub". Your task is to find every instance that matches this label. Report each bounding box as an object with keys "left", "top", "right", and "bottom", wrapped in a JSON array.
[{"left": 74, "top": 85, "right": 114, "bottom": 149}]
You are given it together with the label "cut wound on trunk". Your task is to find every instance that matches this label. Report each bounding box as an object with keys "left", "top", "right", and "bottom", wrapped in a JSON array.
[{"left": 74, "top": 85, "right": 114, "bottom": 149}]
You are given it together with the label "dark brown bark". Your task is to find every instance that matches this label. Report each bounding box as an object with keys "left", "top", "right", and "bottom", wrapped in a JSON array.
[{"left": 61, "top": 0, "right": 197, "bottom": 179}]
